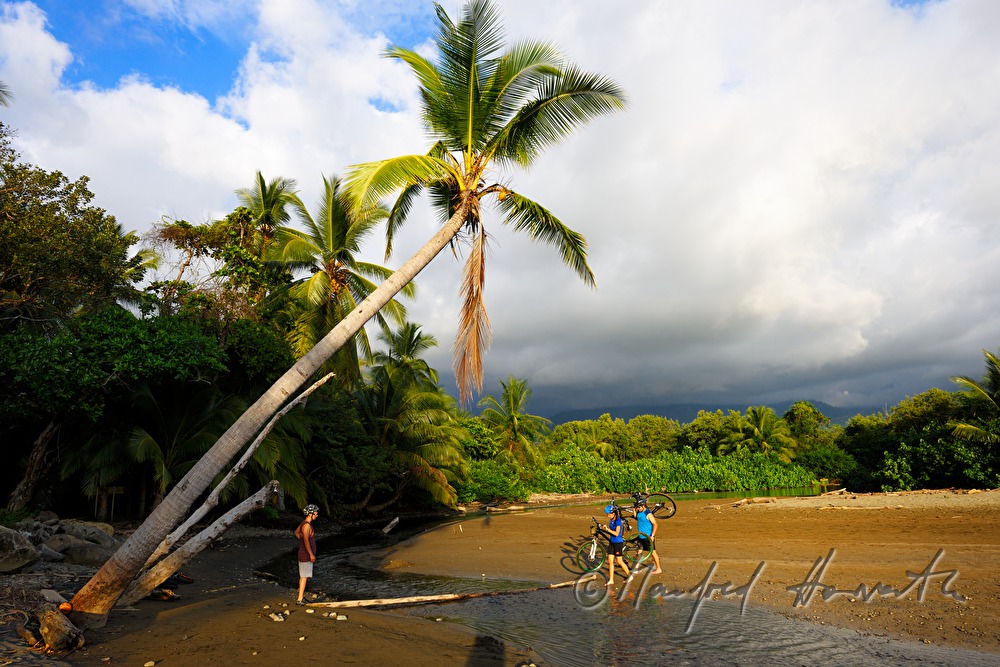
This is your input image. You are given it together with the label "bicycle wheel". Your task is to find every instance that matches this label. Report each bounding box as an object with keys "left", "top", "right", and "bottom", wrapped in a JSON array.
[
  {"left": 576, "top": 539, "right": 607, "bottom": 572},
  {"left": 622, "top": 532, "right": 651, "bottom": 567},
  {"left": 612, "top": 497, "right": 634, "bottom": 511},
  {"left": 647, "top": 493, "right": 676, "bottom": 519}
]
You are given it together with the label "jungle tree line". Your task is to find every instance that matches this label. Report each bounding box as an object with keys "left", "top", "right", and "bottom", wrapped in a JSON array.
[{"left": 454, "top": 369, "right": 1000, "bottom": 503}]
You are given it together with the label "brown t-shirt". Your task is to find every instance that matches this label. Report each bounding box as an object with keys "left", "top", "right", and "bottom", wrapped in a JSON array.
[{"left": 295, "top": 522, "right": 317, "bottom": 562}]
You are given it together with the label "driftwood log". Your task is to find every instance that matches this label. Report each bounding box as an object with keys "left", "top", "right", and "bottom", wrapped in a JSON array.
[
  {"left": 307, "top": 576, "right": 596, "bottom": 609},
  {"left": 37, "top": 603, "right": 85, "bottom": 651}
]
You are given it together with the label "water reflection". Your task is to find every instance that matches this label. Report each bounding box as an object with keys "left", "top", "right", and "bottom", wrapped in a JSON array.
[{"left": 402, "top": 588, "right": 997, "bottom": 667}]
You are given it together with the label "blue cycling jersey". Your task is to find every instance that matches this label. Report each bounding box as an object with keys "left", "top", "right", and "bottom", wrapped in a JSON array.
[
  {"left": 609, "top": 515, "right": 624, "bottom": 543},
  {"left": 636, "top": 508, "right": 653, "bottom": 537}
]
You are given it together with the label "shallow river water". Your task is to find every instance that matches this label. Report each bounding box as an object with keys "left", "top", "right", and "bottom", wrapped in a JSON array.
[{"left": 281, "top": 515, "right": 998, "bottom": 667}]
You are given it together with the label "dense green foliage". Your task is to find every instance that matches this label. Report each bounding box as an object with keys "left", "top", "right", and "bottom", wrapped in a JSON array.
[
  {"left": 2, "top": 0, "right": 999, "bottom": 520},
  {"left": 525, "top": 446, "right": 815, "bottom": 496},
  {"left": 0, "top": 123, "right": 146, "bottom": 331}
]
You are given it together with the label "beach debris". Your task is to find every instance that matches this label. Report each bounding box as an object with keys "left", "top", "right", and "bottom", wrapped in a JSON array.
[
  {"left": 305, "top": 609, "right": 315, "bottom": 614},
  {"left": 336, "top": 614, "right": 348, "bottom": 621},
  {"left": 299, "top": 636, "right": 306, "bottom": 641},
  {"left": 262, "top": 604, "right": 270, "bottom": 609},
  {"left": 268, "top": 612, "right": 285, "bottom": 622},
  {"left": 144, "top": 661, "right": 156, "bottom": 666},
  {"left": 308, "top": 577, "right": 592, "bottom": 610},
  {"left": 146, "top": 588, "right": 181, "bottom": 601},
  {"left": 39, "top": 589, "right": 68, "bottom": 605},
  {"left": 731, "top": 498, "right": 775, "bottom": 508},
  {"left": 381, "top": 517, "right": 400, "bottom": 534},
  {"left": 38, "top": 603, "right": 85, "bottom": 651}
]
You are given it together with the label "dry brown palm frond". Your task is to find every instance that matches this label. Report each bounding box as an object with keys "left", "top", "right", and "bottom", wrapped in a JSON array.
[{"left": 453, "top": 222, "right": 492, "bottom": 405}]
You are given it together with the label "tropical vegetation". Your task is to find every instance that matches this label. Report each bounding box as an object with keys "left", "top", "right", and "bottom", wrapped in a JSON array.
[{"left": 1, "top": 0, "right": 998, "bottom": 627}]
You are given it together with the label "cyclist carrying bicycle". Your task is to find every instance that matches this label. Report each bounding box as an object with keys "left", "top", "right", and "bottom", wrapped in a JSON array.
[
  {"left": 604, "top": 504, "right": 631, "bottom": 585},
  {"left": 633, "top": 496, "right": 662, "bottom": 574}
]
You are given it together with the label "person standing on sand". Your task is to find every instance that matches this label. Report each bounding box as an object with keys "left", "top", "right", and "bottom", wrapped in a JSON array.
[
  {"left": 295, "top": 504, "right": 319, "bottom": 605},
  {"left": 634, "top": 497, "right": 662, "bottom": 574},
  {"left": 604, "top": 505, "right": 630, "bottom": 585}
]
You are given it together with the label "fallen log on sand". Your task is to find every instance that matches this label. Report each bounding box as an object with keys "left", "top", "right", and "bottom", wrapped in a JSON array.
[{"left": 307, "top": 575, "right": 596, "bottom": 609}]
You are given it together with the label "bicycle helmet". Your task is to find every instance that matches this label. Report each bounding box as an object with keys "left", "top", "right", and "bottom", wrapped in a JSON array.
[
  {"left": 604, "top": 504, "right": 616, "bottom": 514},
  {"left": 303, "top": 504, "right": 319, "bottom": 516},
  {"left": 634, "top": 497, "right": 647, "bottom": 507}
]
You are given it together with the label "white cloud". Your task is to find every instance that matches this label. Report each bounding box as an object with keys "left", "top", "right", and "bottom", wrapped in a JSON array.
[{"left": 2, "top": 0, "right": 999, "bottom": 416}]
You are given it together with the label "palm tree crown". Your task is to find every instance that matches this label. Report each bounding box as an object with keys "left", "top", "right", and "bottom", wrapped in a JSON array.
[
  {"left": 268, "top": 174, "right": 412, "bottom": 385},
  {"left": 346, "top": 0, "right": 626, "bottom": 403}
]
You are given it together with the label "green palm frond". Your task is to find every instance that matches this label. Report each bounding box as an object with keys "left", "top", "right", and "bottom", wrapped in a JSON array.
[
  {"left": 385, "top": 181, "right": 425, "bottom": 260},
  {"left": 344, "top": 155, "right": 456, "bottom": 207},
  {"left": 949, "top": 349, "right": 1000, "bottom": 445},
  {"left": 343, "top": 0, "right": 624, "bottom": 405},
  {"left": 236, "top": 172, "right": 298, "bottom": 232},
  {"left": 949, "top": 422, "right": 1000, "bottom": 445},
  {"left": 498, "top": 67, "right": 626, "bottom": 166},
  {"left": 496, "top": 191, "right": 595, "bottom": 287}
]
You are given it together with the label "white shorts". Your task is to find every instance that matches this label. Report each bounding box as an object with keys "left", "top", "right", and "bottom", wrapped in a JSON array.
[{"left": 298, "top": 561, "right": 313, "bottom": 578}]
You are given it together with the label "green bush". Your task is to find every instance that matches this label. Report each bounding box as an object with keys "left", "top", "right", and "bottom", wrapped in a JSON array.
[
  {"left": 529, "top": 446, "right": 816, "bottom": 495},
  {"left": 456, "top": 460, "right": 530, "bottom": 503}
]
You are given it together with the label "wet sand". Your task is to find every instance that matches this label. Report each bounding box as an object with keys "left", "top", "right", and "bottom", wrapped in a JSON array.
[{"left": 63, "top": 489, "right": 999, "bottom": 665}]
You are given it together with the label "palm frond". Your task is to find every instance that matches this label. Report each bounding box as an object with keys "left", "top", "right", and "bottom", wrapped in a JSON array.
[
  {"left": 497, "top": 191, "right": 595, "bottom": 287},
  {"left": 385, "top": 182, "right": 424, "bottom": 260},
  {"left": 491, "top": 66, "right": 627, "bottom": 167},
  {"left": 453, "top": 225, "right": 492, "bottom": 404},
  {"left": 344, "top": 155, "right": 455, "bottom": 207}
]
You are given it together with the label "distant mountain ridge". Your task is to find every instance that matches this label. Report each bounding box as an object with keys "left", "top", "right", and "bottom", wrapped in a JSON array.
[{"left": 549, "top": 400, "right": 880, "bottom": 427}]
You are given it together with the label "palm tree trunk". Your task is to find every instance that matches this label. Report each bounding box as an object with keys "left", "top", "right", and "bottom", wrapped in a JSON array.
[
  {"left": 143, "top": 373, "right": 334, "bottom": 568},
  {"left": 118, "top": 481, "right": 280, "bottom": 606},
  {"left": 69, "top": 201, "right": 471, "bottom": 628}
]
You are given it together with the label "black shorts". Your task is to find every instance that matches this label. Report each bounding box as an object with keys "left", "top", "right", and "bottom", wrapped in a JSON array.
[
  {"left": 610, "top": 541, "right": 624, "bottom": 557},
  {"left": 638, "top": 536, "right": 655, "bottom": 550}
]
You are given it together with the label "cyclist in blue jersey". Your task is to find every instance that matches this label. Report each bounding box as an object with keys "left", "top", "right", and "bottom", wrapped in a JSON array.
[
  {"left": 604, "top": 504, "right": 631, "bottom": 585},
  {"left": 634, "top": 497, "right": 662, "bottom": 574}
]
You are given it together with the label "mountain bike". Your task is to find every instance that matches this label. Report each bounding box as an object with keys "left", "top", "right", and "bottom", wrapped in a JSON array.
[
  {"left": 576, "top": 516, "right": 653, "bottom": 571},
  {"left": 614, "top": 491, "right": 677, "bottom": 519}
]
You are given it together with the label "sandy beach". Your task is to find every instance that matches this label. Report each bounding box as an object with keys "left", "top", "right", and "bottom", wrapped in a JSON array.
[{"left": 51, "top": 488, "right": 1000, "bottom": 665}]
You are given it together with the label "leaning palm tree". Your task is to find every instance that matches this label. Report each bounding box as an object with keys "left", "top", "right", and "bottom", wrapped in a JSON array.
[
  {"left": 69, "top": 0, "right": 624, "bottom": 625},
  {"left": 0, "top": 81, "right": 11, "bottom": 107},
  {"left": 271, "top": 174, "right": 410, "bottom": 386},
  {"left": 346, "top": 0, "right": 625, "bottom": 402}
]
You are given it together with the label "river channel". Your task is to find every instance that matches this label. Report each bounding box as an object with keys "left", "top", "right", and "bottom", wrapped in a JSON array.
[{"left": 270, "top": 507, "right": 998, "bottom": 667}]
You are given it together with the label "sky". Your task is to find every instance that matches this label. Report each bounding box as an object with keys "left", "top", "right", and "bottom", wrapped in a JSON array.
[{"left": 2, "top": 0, "right": 999, "bottom": 419}]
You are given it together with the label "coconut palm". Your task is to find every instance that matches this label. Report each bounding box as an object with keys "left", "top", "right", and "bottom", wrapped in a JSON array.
[
  {"left": 950, "top": 349, "right": 1000, "bottom": 447},
  {"left": 236, "top": 172, "right": 297, "bottom": 251},
  {"left": 478, "top": 376, "right": 551, "bottom": 466},
  {"left": 355, "top": 341, "right": 467, "bottom": 508},
  {"left": 69, "top": 0, "right": 623, "bottom": 623},
  {"left": 345, "top": 0, "right": 626, "bottom": 402},
  {"left": 271, "top": 175, "right": 410, "bottom": 386},
  {"left": 0, "top": 81, "right": 11, "bottom": 107},
  {"left": 371, "top": 321, "right": 439, "bottom": 388},
  {"left": 719, "top": 406, "right": 797, "bottom": 461}
]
